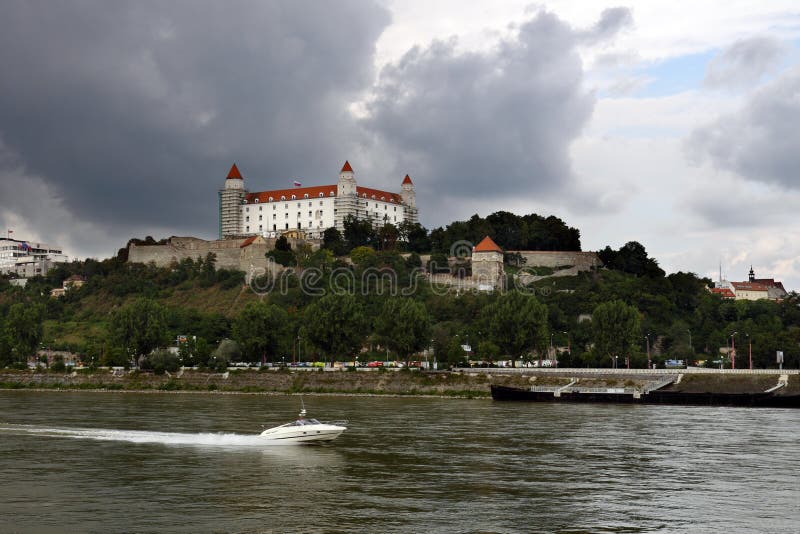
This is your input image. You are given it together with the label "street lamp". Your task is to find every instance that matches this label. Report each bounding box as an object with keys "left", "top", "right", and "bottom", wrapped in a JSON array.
[
  {"left": 645, "top": 334, "right": 651, "bottom": 370},
  {"left": 730, "top": 331, "right": 738, "bottom": 370},
  {"left": 745, "top": 333, "right": 752, "bottom": 370}
]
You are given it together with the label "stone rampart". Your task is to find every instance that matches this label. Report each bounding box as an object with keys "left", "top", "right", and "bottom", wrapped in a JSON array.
[{"left": 507, "top": 251, "right": 602, "bottom": 270}]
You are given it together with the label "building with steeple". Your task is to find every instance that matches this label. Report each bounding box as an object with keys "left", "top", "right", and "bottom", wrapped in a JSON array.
[{"left": 218, "top": 161, "right": 418, "bottom": 239}]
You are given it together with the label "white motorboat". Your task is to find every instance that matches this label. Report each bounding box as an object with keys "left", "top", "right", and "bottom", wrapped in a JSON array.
[{"left": 259, "top": 403, "right": 347, "bottom": 443}]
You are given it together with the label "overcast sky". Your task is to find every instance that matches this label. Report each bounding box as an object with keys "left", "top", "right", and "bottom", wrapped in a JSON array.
[{"left": 1, "top": 1, "right": 799, "bottom": 289}]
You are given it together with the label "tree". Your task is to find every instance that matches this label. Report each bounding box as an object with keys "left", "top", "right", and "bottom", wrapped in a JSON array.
[
  {"left": 344, "top": 216, "right": 377, "bottom": 250},
  {"left": 322, "top": 227, "right": 348, "bottom": 256},
  {"left": 110, "top": 298, "right": 168, "bottom": 359},
  {"left": 303, "top": 294, "right": 367, "bottom": 358},
  {"left": 375, "top": 298, "right": 432, "bottom": 364},
  {"left": 480, "top": 292, "right": 548, "bottom": 359},
  {"left": 267, "top": 236, "right": 297, "bottom": 267},
  {"left": 350, "top": 246, "right": 376, "bottom": 266},
  {"left": 398, "top": 221, "right": 431, "bottom": 253},
  {"left": 3, "top": 302, "right": 46, "bottom": 364},
  {"left": 591, "top": 300, "right": 641, "bottom": 366},
  {"left": 378, "top": 223, "right": 399, "bottom": 251},
  {"left": 232, "top": 302, "right": 289, "bottom": 363}
]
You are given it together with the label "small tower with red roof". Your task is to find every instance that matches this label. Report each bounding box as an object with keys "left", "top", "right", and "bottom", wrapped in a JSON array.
[
  {"left": 472, "top": 236, "right": 505, "bottom": 289},
  {"left": 219, "top": 163, "right": 247, "bottom": 238}
]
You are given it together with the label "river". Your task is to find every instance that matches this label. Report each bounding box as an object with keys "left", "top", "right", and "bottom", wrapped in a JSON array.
[{"left": 0, "top": 391, "right": 797, "bottom": 533}]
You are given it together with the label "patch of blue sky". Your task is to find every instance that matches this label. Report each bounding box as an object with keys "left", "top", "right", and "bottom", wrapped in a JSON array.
[{"left": 627, "top": 50, "right": 716, "bottom": 98}]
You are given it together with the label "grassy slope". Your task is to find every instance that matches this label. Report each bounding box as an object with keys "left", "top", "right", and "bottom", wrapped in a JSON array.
[{"left": 42, "top": 282, "right": 262, "bottom": 348}]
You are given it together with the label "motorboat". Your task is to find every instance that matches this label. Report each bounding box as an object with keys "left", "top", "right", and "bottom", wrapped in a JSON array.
[{"left": 259, "top": 403, "right": 347, "bottom": 443}]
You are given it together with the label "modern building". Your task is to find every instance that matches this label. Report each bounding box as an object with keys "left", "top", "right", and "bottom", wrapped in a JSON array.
[
  {"left": 0, "top": 238, "right": 67, "bottom": 278},
  {"left": 219, "top": 161, "right": 418, "bottom": 240}
]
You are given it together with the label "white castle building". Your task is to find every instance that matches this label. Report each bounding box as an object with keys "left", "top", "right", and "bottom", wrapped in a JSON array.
[{"left": 219, "top": 161, "right": 418, "bottom": 239}]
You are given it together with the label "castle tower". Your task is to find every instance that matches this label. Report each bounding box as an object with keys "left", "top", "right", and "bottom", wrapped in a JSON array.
[
  {"left": 749, "top": 265, "right": 755, "bottom": 282},
  {"left": 401, "top": 174, "right": 418, "bottom": 224},
  {"left": 337, "top": 160, "right": 356, "bottom": 197},
  {"left": 219, "top": 163, "right": 246, "bottom": 238},
  {"left": 471, "top": 236, "right": 504, "bottom": 289},
  {"left": 334, "top": 161, "right": 358, "bottom": 231}
]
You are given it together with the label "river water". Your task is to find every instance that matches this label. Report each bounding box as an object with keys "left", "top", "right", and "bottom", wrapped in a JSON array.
[{"left": 0, "top": 391, "right": 797, "bottom": 533}]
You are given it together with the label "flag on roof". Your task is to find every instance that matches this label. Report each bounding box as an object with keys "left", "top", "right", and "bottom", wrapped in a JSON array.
[{"left": 293, "top": 180, "right": 302, "bottom": 187}]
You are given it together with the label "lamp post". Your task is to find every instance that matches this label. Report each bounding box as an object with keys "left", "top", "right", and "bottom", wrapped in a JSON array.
[
  {"left": 746, "top": 333, "right": 752, "bottom": 370},
  {"left": 645, "top": 334, "right": 651, "bottom": 370},
  {"left": 730, "top": 332, "right": 738, "bottom": 370},
  {"left": 549, "top": 333, "right": 555, "bottom": 362}
]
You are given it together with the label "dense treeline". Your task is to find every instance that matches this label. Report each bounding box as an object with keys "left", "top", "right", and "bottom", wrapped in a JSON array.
[{"left": 1, "top": 227, "right": 798, "bottom": 371}]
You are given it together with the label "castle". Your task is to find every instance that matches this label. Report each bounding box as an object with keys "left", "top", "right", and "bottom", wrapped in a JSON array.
[{"left": 219, "top": 161, "right": 418, "bottom": 240}]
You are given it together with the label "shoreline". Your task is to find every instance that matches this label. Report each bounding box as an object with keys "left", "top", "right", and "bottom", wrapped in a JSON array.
[{"left": 0, "top": 368, "right": 796, "bottom": 397}]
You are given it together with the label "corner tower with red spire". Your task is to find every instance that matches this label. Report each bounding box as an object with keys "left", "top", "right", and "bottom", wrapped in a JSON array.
[
  {"left": 219, "top": 163, "right": 247, "bottom": 238},
  {"left": 400, "top": 174, "right": 418, "bottom": 224}
]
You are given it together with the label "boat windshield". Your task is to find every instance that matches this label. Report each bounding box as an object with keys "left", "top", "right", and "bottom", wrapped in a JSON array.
[{"left": 290, "top": 418, "right": 321, "bottom": 426}]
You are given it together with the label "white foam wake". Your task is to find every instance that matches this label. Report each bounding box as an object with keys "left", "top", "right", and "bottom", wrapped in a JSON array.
[{"left": 0, "top": 423, "right": 288, "bottom": 448}]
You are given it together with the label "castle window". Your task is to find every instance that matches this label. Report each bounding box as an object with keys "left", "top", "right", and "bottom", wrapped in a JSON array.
[
  {"left": 297, "top": 211, "right": 301, "bottom": 218},
  {"left": 259, "top": 206, "right": 262, "bottom": 211},
  {"left": 246, "top": 207, "right": 250, "bottom": 212},
  {"left": 259, "top": 215, "right": 262, "bottom": 221},
  {"left": 254, "top": 199, "right": 259, "bottom": 203},
  {"left": 281, "top": 196, "right": 285, "bottom": 200},
  {"left": 381, "top": 196, "right": 385, "bottom": 201},
  {"left": 245, "top": 216, "right": 250, "bottom": 222},
  {"left": 319, "top": 201, "right": 323, "bottom": 206},
  {"left": 273, "top": 214, "right": 276, "bottom": 220},
  {"left": 329, "top": 191, "right": 334, "bottom": 196},
  {"left": 394, "top": 207, "right": 397, "bottom": 211},
  {"left": 285, "top": 213, "right": 288, "bottom": 219},
  {"left": 308, "top": 211, "right": 312, "bottom": 217},
  {"left": 285, "top": 223, "right": 289, "bottom": 230},
  {"left": 246, "top": 226, "right": 250, "bottom": 232},
  {"left": 269, "top": 197, "right": 273, "bottom": 202},
  {"left": 371, "top": 195, "right": 376, "bottom": 200},
  {"left": 273, "top": 205, "right": 276, "bottom": 210},
  {"left": 362, "top": 193, "right": 367, "bottom": 198},
  {"left": 285, "top": 204, "right": 288, "bottom": 208},
  {"left": 273, "top": 224, "right": 276, "bottom": 231},
  {"left": 291, "top": 195, "right": 296, "bottom": 200},
  {"left": 304, "top": 194, "right": 309, "bottom": 199},
  {"left": 259, "top": 225, "right": 262, "bottom": 231}
]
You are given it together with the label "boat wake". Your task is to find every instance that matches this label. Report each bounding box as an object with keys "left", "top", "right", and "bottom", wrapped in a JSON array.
[{"left": 0, "top": 423, "right": 294, "bottom": 449}]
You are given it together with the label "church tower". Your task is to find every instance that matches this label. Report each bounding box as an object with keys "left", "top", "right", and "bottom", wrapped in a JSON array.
[
  {"left": 401, "top": 174, "right": 418, "bottom": 224},
  {"left": 749, "top": 265, "right": 755, "bottom": 282},
  {"left": 219, "top": 163, "right": 246, "bottom": 238}
]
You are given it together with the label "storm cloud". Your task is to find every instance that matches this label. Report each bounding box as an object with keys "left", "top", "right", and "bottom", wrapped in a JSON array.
[
  {"left": 360, "top": 9, "right": 630, "bottom": 218},
  {"left": 687, "top": 66, "right": 800, "bottom": 189},
  {"left": 0, "top": 0, "right": 390, "bottom": 253}
]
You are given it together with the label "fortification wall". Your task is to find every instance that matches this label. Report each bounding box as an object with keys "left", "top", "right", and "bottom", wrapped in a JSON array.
[
  {"left": 507, "top": 251, "right": 602, "bottom": 270},
  {"left": 128, "top": 236, "right": 320, "bottom": 274}
]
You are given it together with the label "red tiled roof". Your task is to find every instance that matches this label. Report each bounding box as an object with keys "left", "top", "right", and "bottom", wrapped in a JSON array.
[
  {"left": 240, "top": 236, "right": 258, "bottom": 248},
  {"left": 710, "top": 287, "right": 735, "bottom": 298},
  {"left": 227, "top": 163, "right": 243, "bottom": 179},
  {"left": 356, "top": 186, "right": 402, "bottom": 203},
  {"left": 341, "top": 160, "right": 353, "bottom": 173},
  {"left": 731, "top": 282, "right": 769, "bottom": 292},
  {"left": 246, "top": 185, "right": 338, "bottom": 203},
  {"left": 474, "top": 236, "right": 503, "bottom": 253},
  {"left": 752, "top": 278, "right": 786, "bottom": 292},
  {"left": 402, "top": 174, "right": 413, "bottom": 185}
]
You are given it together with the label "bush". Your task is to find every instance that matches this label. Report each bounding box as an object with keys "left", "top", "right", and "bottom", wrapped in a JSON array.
[{"left": 140, "top": 349, "right": 180, "bottom": 375}]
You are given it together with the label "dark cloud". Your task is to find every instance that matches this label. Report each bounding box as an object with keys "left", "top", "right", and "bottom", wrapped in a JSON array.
[
  {"left": 577, "top": 7, "right": 633, "bottom": 45},
  {"left": 704, "top": 37, "right": 786, "bottom": 89},
  {"left": 361, "top": 9, "right": 630, "bottom": 221},
  {"left": 0, "top": 0, "right": 390, "bottom": 249},
  {"left": 687, "top": 66, "right": 800, "bottom": 189}
]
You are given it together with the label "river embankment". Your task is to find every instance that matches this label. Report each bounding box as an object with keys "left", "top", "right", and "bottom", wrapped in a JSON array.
[{"left": 0, "top": 368, "right": 796, "bottom": 397}]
